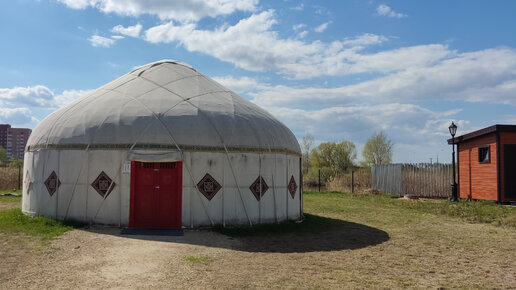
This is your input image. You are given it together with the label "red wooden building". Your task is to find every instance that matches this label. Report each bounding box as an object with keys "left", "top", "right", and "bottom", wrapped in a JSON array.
[{"left": 448, "top": 124, "right": 516, "bottom": 202}]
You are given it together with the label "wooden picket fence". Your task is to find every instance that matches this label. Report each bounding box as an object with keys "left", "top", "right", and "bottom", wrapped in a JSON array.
[{"left": 372, "top": 163, "right": 455, "bottom": 198}]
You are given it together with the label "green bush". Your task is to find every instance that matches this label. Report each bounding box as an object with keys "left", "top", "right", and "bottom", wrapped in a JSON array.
[{"left": 304, "top": 167, "right": 333, "bottom": 182}]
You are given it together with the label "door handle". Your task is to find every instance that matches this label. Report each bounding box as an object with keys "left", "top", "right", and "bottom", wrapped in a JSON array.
[{"left": 155, "top": 186, "right": 160, "bottom": 189}]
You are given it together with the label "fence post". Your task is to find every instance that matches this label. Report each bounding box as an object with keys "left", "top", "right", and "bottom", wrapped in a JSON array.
[
  {"left": 18, "top": 164, "right": 21, "bottom": 190},
  {"left": 351, "top": 170, "right": 354, "bottom": 194}
]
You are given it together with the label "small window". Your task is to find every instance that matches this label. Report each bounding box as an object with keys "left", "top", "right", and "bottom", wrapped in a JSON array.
[
  {"left": 478, "top": 146, "right": 490, "bottom": 163},
  {"left": 140, "top": 162, "right": 154, "bottom": 168},
  {"left": 160, "top": 162, "right": 176, "bottom": 169}
]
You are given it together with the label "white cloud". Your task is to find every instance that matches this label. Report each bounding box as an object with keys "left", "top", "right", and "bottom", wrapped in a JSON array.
[
  {"left": 314, "top": 22, "right": 330, "bottom": 33},
  {"left": 211, "top": 76, "right": 467, "bottom": 139},
  {"left": 144, "top": 22, "right": 196, "bottom": 44},
  {"left": 246, "top": 48, "right": 516, "bottom": 106},
  {"left": 376, "top": 4, "right": 406, "bottom": 18},
  {"left": 341, "top": 33, "right": 388, "bottom": 47},
  {"left": 0, "top": 86, "right": 54, "bottom": 107},
  {"left": 212, "top": 76, "right": 263, "bottom": 94},
  {"left": 265, "top": 101, "right": 472, "bottom": 163},
  {"left": 292, "top": 24, "right": 306, "bottom": 31},
  {"left": 261, "top": 102, "right": 463, "bottom": 146},
  {"left": 297, "top": 30, "right": 308, "bottom": 38},
  {"left": 58, "top": 0, "right": 258, "bottom": 22},
  {"left": 209, "top": 75, "right": 480, "bottom": 162},
  {"left": 111, "top": 23, "right": 142, "bottom": 38},
  {"left": 89, "top": 35, "right": 116, "bottom": 47},
  {"left": 502, "top": 115, "right": 516, "bottom": 124},
  {"left": 143, "top": 11, "right": 396, "bottom": 79},
  {"left": 291, "top": 3, "right": 304, "bottom": 11},
  {"left": 53, "top": 89, "right": 92, "bottom": 108},
  {"left": 144, "top": 11, "right": 493, "bottom": 82},
  {"left": 0, "top": 108, "right": 36, "bottom": 125},
  {"left": 0, "top": 86, "right": 90, "bottom": 109},
  {"left": 58, "top": 0, "right": 93, "bottom": 9}
]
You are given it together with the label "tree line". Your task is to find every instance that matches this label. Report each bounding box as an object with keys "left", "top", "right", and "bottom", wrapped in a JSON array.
[
  {"left": 0, "top": 146, "right": 23, "bottom": 168},
  {"left": 301, "top": 132, "right": 393, "bottom": 181}
]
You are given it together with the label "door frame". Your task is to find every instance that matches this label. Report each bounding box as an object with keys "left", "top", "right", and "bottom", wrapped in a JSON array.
[
  {"left": 503, "top": 144, "right": 516, "bottom": 200},
  {"left": 129, "top": 161, "right": 183, "bottom": 228}
]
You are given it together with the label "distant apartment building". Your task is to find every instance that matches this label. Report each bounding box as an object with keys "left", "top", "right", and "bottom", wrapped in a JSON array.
[{"left": 0, "top": 124, "right": 32, "bottom": 161}]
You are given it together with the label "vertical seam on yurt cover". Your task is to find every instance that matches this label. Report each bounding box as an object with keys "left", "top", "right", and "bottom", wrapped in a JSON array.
[
  {"left": 222, "top": 154, "right": 225, "bottom": 227},
  {"left": 55, "top": 151, "right": 60, "bottom": 219},
  {"left": 258, "top": 155, "right": 262, "bottom": 224},
  {"left": 285, "top": 152, "right": 289, "bottom": 221},
  {"left": 85, "top": 150, "right": 90, "bottom": 224},
  {"left": 64, "top": 153, "right": 87, "bottom": 220},
  {"left": 272, "top": 152, "right": 278, "bottom": 223}
]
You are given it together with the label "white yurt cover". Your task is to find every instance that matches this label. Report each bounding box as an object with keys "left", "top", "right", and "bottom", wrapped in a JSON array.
[{"left": 27, "top": 60, "right": 300, "bottom": 155}]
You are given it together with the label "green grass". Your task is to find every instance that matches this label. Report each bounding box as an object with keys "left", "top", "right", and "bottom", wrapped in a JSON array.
[
  {"left": 303, "top": 191, "right": 516, "bottom": 228},
  {"left": 0, "top": 208, "right": 80, "bottom": 244},
  {"left": 0, "top": 195, "right": 21, "bottom": 204},
  {"left": 185, "top": 256, "right": 209, "bottom": 263},
  {"left": 215, "top": 192, "right": 515, "bottom": 237}
]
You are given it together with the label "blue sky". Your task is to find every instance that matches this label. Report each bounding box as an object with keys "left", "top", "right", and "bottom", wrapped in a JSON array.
[{"left": 1, "top": 0, "right": 515, "bottom": 163}]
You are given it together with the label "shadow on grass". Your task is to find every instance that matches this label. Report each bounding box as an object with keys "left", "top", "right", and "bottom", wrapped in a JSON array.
[
  {"left": 215, "top": 213, "right": 390, "bottom": 253},
  {"left": 82, "top": 213, "right": 389, "bottom": 253}
]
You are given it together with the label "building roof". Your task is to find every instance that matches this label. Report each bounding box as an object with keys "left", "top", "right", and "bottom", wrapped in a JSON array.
[
  {"left": 447, "top": 124, "right": 516, "bottom": 144},
  {"left": 27, "top": 60, "right": 301, "bottom": 155}
]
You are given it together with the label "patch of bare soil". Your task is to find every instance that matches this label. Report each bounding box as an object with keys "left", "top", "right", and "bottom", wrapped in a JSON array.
[
  {"left": 0, "top": 232, "right": 41, "bottom": 284},
  {"left": 1, "top": 218, "right": 515, "bottom": 289},
  {"left": 0, "top": 202, "right": 20, "bottom": 211}
]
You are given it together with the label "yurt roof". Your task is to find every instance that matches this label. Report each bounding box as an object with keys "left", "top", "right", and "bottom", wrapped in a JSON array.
[{"left": 27, "top": 60, "right": 301, "bottom": 155}]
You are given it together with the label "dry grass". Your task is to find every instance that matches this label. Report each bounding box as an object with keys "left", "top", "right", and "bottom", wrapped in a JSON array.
[
  {"left": 326, "top": 170, "right": 371, "bottom": 193},
  {"left": 1, "top": 192, "right": 515, "bottom": 289},
  {"left": 0, "top": 167, "right": 22, "bottom": 190}
]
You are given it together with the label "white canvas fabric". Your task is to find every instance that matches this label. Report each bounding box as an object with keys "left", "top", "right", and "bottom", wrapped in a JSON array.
[
  {"left": 27, "top": 60, "right": 300, "bottom": 155},
  {"left": 23, "top": 60, "right": 302, "bottom": 227}
]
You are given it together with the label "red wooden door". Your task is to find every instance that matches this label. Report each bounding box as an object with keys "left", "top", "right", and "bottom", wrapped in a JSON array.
[{"left": 130, "top": 161, "right": 182, "bottom": 228}]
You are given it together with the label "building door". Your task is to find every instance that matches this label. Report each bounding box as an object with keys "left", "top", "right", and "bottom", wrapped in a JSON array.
[
  {"left": 130, "top": 161, "right": 182, "bottom": 228},
  {"left": 504, "top": 145, "right": 516, "bottom": 199}
]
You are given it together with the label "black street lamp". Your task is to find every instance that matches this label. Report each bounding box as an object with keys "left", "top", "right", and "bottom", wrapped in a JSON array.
[{"left": 449, "top": 122, "right": 458, "bottom": 201}]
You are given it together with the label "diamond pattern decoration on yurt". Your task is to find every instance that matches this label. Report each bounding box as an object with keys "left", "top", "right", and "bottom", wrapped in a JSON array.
[
  {"left": 250, "top": 176, "right": 269, "bottom": 201},
  {"left": 288, "top": 175, "right": 297, "bottom": 198},
  {"left": 91, "top": 171, "right": 116, "bottom": 198},
  {"left": 197, "top": 173, "right": 221, "bottom": 201},
  {"left": 24, "top": 170, "right": 32, "bottom": 195},
  {"left": 44, "top": 171, "right": 61, "bottom": 196}
]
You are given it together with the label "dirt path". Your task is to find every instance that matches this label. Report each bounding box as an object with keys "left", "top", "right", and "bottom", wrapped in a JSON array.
[
  {"left": 1, "top": 217, "right": 515, "bottom": 289},
  {"left": 3, "top": 227, "right": 243, "bottom": 289}
]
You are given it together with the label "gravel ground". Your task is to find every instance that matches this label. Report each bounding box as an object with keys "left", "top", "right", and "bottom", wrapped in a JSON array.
[{"left": 1, "top": 214, "right": 515, "bottom": 289}]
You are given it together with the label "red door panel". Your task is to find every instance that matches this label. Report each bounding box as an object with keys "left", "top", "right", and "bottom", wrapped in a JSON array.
[{"left": 130, "top": 161, "right": 182, "bottom": 228}]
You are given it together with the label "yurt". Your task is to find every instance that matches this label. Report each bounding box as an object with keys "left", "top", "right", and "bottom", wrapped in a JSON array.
[{"left": 22, "top": 60, "right": 302, "bottom": 228}]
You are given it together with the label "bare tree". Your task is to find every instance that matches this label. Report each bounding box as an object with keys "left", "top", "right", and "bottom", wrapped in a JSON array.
[{"left": 301, "top": 133, "right": 314, "bottom": 173}]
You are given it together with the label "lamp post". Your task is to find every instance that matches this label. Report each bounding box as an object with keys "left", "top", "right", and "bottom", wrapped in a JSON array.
[{"left": 449, "top": 122, "right": 458, "bottom": 202}]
